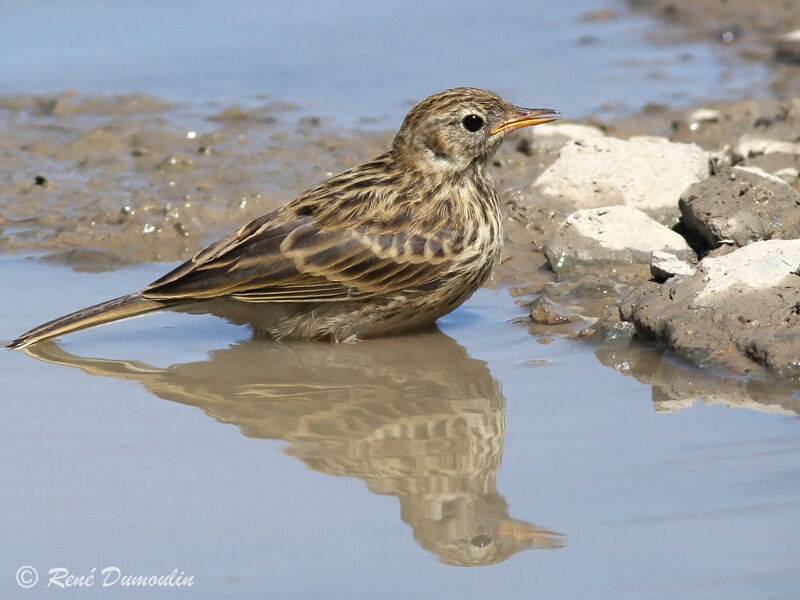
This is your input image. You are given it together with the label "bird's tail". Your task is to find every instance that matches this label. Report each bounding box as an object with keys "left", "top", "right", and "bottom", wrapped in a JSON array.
[{"left": 7, "top": 292, "right": 164, "bottom": 350}]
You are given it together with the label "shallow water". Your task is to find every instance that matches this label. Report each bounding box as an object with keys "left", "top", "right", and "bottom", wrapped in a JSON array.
[{"left": 2, "top": 260, "right": 800, "bottom": 598}]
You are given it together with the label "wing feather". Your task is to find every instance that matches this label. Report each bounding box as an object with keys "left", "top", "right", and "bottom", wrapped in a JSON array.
[{"left": 143, "top": 197, "right": 465, "bottom": 303}]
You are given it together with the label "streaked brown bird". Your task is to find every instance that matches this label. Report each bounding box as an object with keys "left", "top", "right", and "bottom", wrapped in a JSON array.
[{"left": 9, "top": 88, "right": 558, "bottom": 349}]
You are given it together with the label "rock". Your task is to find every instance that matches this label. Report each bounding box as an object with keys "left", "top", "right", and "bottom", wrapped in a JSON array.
[
  {"left": 688, "top": 108, "right": 721, "bottom": 124},
  {"left": 776, "top": 29, "right": 800, "bottom": 64},
  {"left": 620, "top": 239, "right": 800, "bottom": 377},
  {"left": 544, "top": 206, "right": 695, "bottom": 274},
  {"left": 528, "top": 297, "right": 583, "bottom": 325},
  {"left": 650, "top": 251, "right": 694, "bottom": 280},
  {"left": 529, "top": 122, "right": 605, "bottom": 149},
  {"left": 775, "top": 167, "right": 799, "bottom": 184},
  {"left": 732, "top": 165, "right": 792, "bottom": 187},
  {"left": 694, "top": 240, "right": 800, "bottom": 302},
  {"left": 735, "top": 134, "right": 800, "bottom": 158},
  {"left": 533, "top": 136, "right": 709, "bottom": 215},
  {"left": 678, "top": 166, "right": 800, "bottom": 251},
  {"left": 595, "top": 320, "right": 635, "bottom": 347}
]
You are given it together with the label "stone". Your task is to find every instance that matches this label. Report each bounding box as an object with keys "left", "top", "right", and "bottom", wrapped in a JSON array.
[
  {"left": 735, "top": 134, "right": 800, "bottom": 158},
  {"left": 544, "top": 206, "right": 695, "bottom": 274},
  {"left": 528, "top": 297, "right": 583, "bottom": 325},
  {"left": 533, "top": 136, "right": 709, "bottom": 215},
  {"left": 620, "top": 239, "right": 800, "bottom": 377},
  {"left": 529, "top": 122, "right": 605, "bottom": 150},
  {"left": 650, "top": 251, "right": 694, "bottom": 280},
  {"left": 732, "top": 165, "right": 792, "bottom": 187},
  {"left": 774, "top": 167, "right": 799, "bottom": 184},
  {"left": 694, "top": 240, "right": 800, "bottom": 303},
  {"left": 688, "top": 108, "right": 721, "bottom": 124},
  {"left": 679, "top": 167, "right": 800, "bottom": 251},
  {"left": 776, "top": 29, "right": 800, "bottom": 64}
]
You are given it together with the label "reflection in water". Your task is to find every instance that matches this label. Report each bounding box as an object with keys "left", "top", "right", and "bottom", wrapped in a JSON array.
[
  {"left": 596, "top": 344, "right": 800, "bottom": 415},
  {"left": 26, "top": 331, "right": 565, "bottom": 565}
]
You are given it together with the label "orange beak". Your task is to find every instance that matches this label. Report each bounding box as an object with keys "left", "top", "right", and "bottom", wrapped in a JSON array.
[
  {"left": 490, "top": 107, "right": 560, "bottom": 136},
  {"left": 497, "top": 519, "right": 567, "bottom": 549}
]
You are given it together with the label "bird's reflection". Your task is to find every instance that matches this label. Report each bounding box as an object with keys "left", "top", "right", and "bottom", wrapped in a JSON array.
[{"left": 26, "top": 331, "right": 565, "bottom": 565}]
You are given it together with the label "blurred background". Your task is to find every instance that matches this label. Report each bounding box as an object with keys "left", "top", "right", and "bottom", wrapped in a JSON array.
[{"left": 0, "top": 0, "right": 767, "bottom": 122}]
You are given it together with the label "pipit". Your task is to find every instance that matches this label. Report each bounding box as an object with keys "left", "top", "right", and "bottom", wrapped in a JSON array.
[{"left": 9, "top": 88, "right": 558, "bottom": 349}]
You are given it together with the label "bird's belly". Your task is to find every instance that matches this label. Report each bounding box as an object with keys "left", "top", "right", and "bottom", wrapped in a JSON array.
[{"left": 176, "top": 284, "right": 479, "bottom": 342}]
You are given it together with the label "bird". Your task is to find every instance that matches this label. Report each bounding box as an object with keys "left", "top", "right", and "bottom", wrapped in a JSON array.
[{"left": 8, "top": 88, "right": 558, "bottom": 349}]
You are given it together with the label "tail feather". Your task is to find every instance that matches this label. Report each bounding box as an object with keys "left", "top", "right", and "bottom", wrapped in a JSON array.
[{"left": 7, "top": 292, "right": 165, "bottom": 350}]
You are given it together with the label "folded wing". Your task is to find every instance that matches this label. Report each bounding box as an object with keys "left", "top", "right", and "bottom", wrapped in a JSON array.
[{"left": 143, "top": 206, "right": 462, "bottom": 303}]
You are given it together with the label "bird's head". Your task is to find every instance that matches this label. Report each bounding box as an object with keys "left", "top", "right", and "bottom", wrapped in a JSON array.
[{"left": 392, "top": 87, "right": 559, "bottom": 174}]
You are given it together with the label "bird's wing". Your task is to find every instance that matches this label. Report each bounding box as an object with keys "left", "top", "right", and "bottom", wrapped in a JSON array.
[{"left": 143, "top": 208, "right": 461, "bottom": 303}]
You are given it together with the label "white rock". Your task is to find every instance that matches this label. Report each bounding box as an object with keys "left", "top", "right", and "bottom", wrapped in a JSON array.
[
  {"left": 688, "top": 108, "right": 721, "bottom": 123},
  {"left": 530, "top": 122, "right": 605, "bottom": 149},
  {"left": 776, "top": 29, "right": 800, "bottom": 63},
  {"left": 694, "top": 239, "right": 800, "bottom": 304},
  {"left": 650, "top": 251, "right": 695, "bottom": 279},
  {"left": 544, "top": 206, "right": 695, "bottom": 273},
  {"left": 775, "top": 167, "right": 799, "bottom": 184},
  {"left": 533, "top": 136, "right": 710, "bottom": 213},
  {"left": 732, "top": 165, "right": 792, "bottom": 187},
  {"left": 735, "top": 134, "right": 800, "bottom": 157}
]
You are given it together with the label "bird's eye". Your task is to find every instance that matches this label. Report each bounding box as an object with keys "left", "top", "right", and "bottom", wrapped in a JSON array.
[
  {"left": 461, "top": 114, "right": 484, "bottom": 132},
  {"left": 470, "top": 534, "right": 492, "bottom": 547}
]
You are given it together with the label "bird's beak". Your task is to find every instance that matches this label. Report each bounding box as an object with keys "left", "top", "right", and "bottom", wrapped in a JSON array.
[
  {"left": 490, "top": 107, "right": 560, "bottom": 136},
  {"left": 497, "top": 518, "right": 567, "bottom": 549}
]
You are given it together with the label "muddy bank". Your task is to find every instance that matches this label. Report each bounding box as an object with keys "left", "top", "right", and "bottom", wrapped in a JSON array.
[{"left": 0, "top": 92, "right": 390, "bottom": 266}]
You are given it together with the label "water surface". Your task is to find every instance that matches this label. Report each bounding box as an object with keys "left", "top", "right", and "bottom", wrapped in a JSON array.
[{"left": 2, "top": 261, "right": 799, "bottom": 598}]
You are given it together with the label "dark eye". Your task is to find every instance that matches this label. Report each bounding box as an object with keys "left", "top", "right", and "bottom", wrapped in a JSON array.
[
  {"left": 470, "top": 534, "right": 492, "bottom": 547},
  {"left": 461, "top": 114, "right": 484, "bottom": 132}
]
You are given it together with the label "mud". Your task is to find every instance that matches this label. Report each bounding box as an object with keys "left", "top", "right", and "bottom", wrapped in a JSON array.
[{"left": 0, "top": 92, "right": 390, "bottom": 265}]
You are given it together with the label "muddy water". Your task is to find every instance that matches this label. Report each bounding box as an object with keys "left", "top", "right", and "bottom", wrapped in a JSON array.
[{"left": 2, "top": 1, "right": 800, "bottom": 598}]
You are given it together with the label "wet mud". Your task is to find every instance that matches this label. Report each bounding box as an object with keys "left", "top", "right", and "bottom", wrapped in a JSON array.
[{"left": 0, "top": 92, "right": 389, "bottom": 265}]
